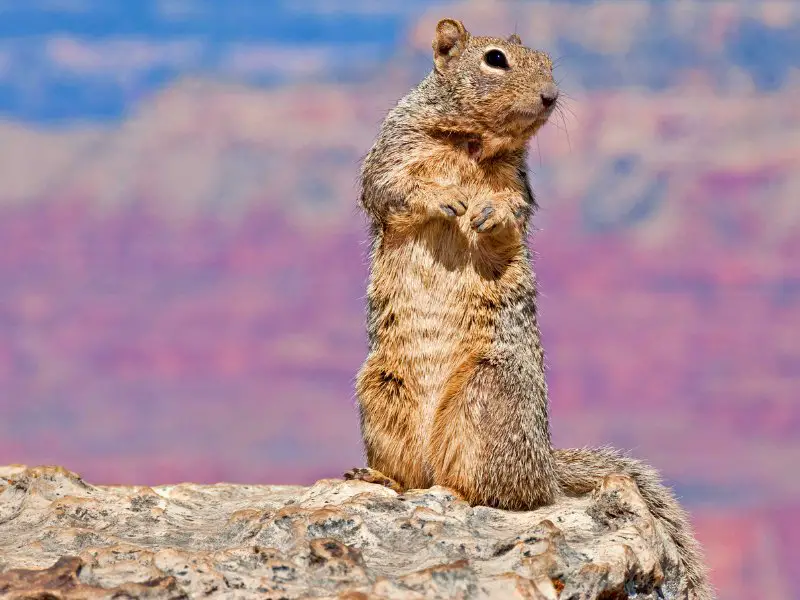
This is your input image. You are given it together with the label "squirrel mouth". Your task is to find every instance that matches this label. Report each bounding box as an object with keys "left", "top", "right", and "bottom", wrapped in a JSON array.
[{"left": 510, "top": 106, "right": 554, "bottom": 126}]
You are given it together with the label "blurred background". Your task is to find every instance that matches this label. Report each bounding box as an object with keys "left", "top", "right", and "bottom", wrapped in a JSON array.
[{"left": 0, "top": 1, "right": 798, "bottom": 597}]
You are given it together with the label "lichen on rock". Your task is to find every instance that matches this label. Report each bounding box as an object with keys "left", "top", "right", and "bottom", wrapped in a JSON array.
[{"left": 0, "top": 465, "right": 687, "bottom": 599}]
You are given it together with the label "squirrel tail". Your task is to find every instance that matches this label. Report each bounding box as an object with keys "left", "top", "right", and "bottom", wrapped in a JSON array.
[{"left": 553, "top": 446, "right": 714, "bottom": 600}]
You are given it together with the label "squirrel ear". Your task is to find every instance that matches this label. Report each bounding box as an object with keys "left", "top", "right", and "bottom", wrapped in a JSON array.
[
  {"left": 508, "top": 33, "right": 522, "bottom": 45},
  {"left": 433, "top": 18, "right": 469, "bottom": 71}
]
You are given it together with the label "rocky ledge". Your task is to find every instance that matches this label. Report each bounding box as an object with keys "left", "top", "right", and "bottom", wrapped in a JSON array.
[{"left": 0, "top": 465, "right": 686, "bottom": 599}]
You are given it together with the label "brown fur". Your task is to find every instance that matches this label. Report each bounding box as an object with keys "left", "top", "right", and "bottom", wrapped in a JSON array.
[{"left": 345, "top": 18, "right": 713, "bottom": 600}]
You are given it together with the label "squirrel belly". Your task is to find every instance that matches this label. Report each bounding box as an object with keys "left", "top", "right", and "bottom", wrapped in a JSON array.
[
  {"left": 356, "top": 217, "right": 556, "bottom": 508},
  {"left": 346, "top": 17, "right": 714, "bottom": 600}
]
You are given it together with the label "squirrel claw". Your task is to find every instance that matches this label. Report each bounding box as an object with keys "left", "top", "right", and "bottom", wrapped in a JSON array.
[
  {"left": 439, "top": 198, "right": 467, "bottom": 218},
  {"left": 471, "top": 205, "right": 497, "bottom": 232}
]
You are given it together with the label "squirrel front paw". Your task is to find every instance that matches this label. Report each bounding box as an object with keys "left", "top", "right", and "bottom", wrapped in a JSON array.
[
  {"left": 407, "top": 185, "right": 469, "bottom": 222},
  {"left": 438, "top": 188, "right": 469, "bottom": 218},
  {"left": 469, "top": 198, "right": 518, "bottom": 233}
]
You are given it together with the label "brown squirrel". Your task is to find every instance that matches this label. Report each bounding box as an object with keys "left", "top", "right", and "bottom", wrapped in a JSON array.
[{"left": 344, "top": 18, "right": 713, "bottom": 600}]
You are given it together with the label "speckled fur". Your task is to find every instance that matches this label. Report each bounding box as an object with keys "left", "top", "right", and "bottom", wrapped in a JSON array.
[{"left": 348, "top": 19, "right": 713, "bottom": 600}]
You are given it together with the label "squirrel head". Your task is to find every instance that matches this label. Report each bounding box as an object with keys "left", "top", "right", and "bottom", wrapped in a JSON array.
[{"left": 431, "top": 18, "right": 558, "bottom": 144}]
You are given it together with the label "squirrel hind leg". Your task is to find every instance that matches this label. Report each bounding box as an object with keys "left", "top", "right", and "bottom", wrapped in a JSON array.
[
  {"left": 343, "top": 467, "right": 404, "bottom": 494},
  {"left": 429, "top": 353, "right": 558, "bottom": 510}
]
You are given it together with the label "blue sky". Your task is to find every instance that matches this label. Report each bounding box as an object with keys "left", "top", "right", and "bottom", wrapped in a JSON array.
[
  {"left": 0, "top": 0, "right": 796, "bottom": 123},
  {"left": 0, "top": 1, "right": 408, "bottom": 42}
]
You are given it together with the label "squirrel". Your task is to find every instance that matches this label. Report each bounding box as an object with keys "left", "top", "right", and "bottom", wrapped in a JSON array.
[{"left": 344, "top": 18, "right": 713, "bottom": 600}]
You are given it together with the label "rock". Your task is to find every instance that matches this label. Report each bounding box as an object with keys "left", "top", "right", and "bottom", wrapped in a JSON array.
[{"left": 0, "top": 465, "right": 684, "bottom": 599}]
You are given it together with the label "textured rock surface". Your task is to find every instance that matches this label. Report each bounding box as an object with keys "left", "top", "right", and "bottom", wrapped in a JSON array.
[{"left": 0, "top": 465, "right": 686, "bottom": 599}]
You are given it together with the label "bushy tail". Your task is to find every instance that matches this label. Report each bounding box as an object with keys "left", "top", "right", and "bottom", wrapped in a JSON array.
[{"left": 553, "top": 447, "right": 713, "bottom": 600}]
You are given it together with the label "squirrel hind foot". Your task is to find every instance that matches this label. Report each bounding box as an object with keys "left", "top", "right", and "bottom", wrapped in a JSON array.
[{"left": 343, "top": 467, "right": 404, "bottom": 494}]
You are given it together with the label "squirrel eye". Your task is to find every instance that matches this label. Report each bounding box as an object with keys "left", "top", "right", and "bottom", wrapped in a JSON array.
[{"left": 484, "top": 49, "right": 509, "bottom": 69}]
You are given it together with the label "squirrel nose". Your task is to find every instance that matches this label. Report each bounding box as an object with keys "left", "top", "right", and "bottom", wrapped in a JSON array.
[{"left": 540, "top": 84, "right": 559, "bottom": 108}]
